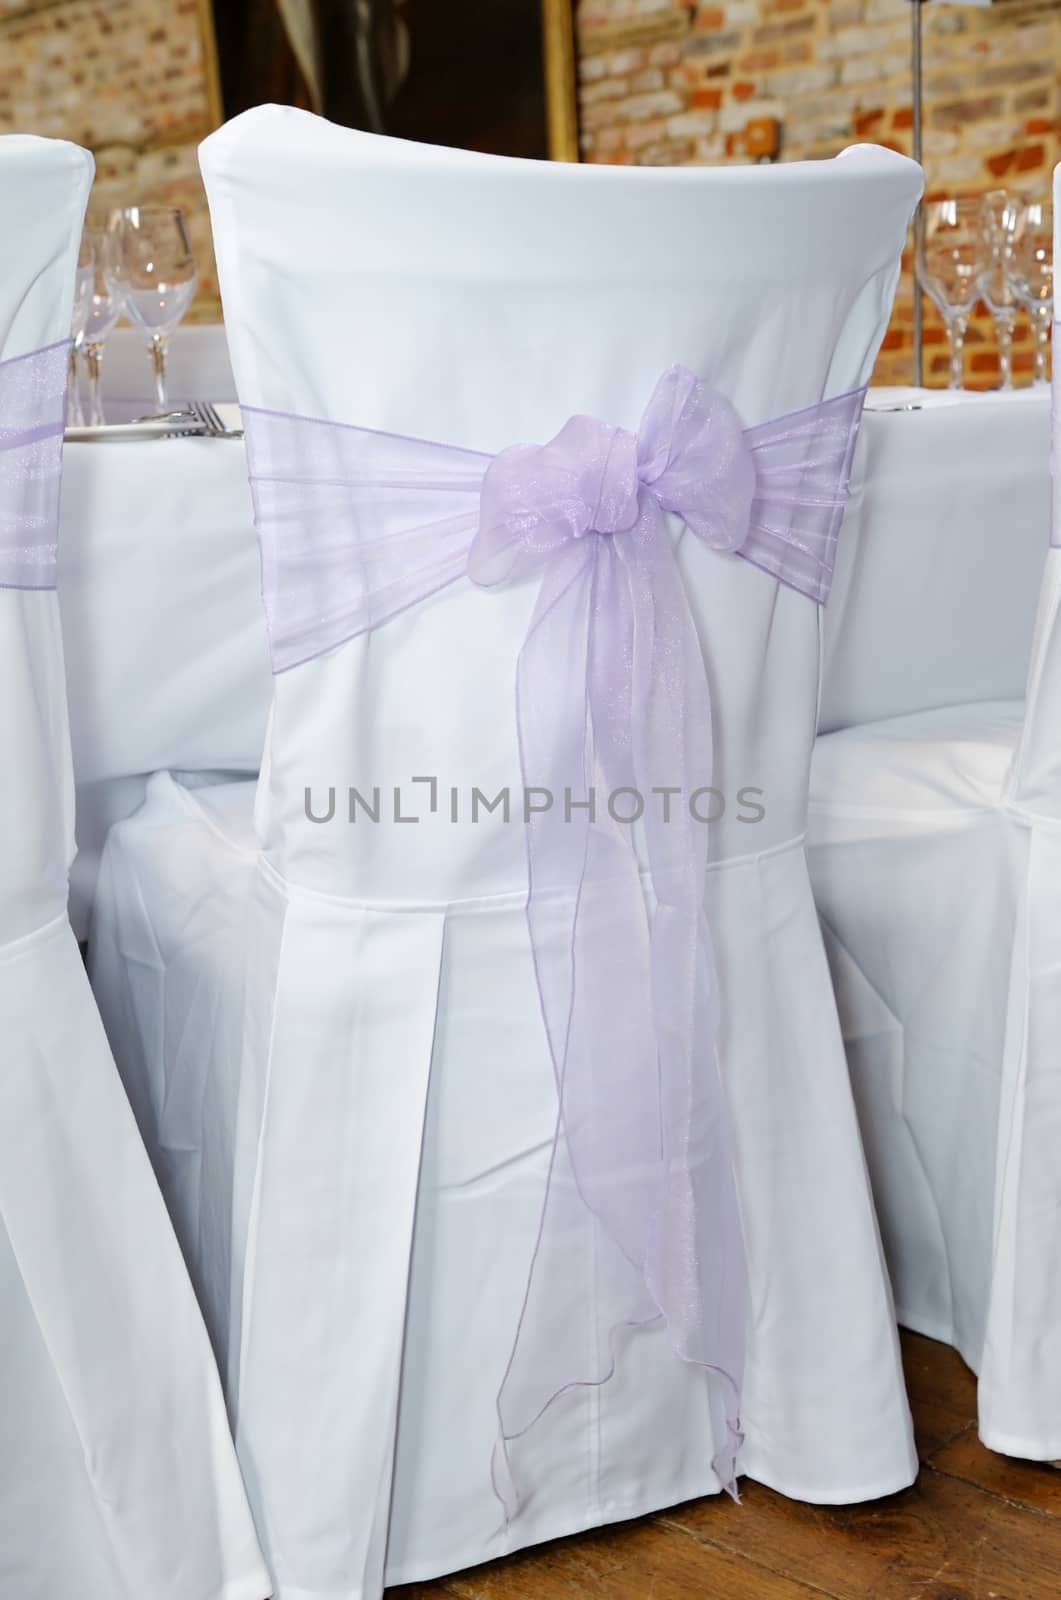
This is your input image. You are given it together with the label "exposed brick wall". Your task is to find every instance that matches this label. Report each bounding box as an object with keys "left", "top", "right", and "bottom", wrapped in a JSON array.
[
  {"left": 577, "top": 0, "right": 1061, "bottom": 386},
  {"left": 0, "top": 0, "right": 222, "bottom": 319}
]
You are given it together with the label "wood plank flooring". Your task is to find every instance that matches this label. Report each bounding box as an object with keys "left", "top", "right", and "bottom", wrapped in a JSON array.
[{"left": 389, "top": 1332, "right": 1061, "bottom": 1600}]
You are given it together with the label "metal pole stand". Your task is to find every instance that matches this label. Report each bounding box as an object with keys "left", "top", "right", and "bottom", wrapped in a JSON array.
[{"left": 912, "top": 0, "right": 925, "bottom": 387}]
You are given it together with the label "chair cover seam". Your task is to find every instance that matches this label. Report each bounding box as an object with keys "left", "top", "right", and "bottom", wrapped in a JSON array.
[
  {"left": 250, "top": 832, "right": 809, "bottom": 916},
  {"left": 0, "top": 910, "right": 69, "bottom": 963}
]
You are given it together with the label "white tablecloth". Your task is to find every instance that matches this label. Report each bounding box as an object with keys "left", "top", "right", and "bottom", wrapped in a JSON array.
[{"left": 59, "top": 335, "right": 1053, "bottom": 934}]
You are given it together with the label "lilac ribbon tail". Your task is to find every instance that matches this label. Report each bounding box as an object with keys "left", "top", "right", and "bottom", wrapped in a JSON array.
[
  {"left": 470, "top": 368, "right": 754, "bottom": 1515},
  {"left": 0, "top": 341, "right": 69, "bottom": 592}
]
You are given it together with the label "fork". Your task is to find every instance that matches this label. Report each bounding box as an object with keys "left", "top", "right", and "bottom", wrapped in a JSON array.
[{"left": 189, "top": 399, "right": 240, "bottom": 437}]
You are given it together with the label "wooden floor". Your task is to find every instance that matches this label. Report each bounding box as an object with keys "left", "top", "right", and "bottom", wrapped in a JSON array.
[{"left": 391, "top": 1331, "right": 1061, "bottom": 1600}]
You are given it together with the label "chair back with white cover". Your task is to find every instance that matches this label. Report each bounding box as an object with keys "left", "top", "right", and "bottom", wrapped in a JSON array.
[
  {"left": 0, "top": 135, "right": 268, "bottom": 1600},
  {"left": 973, "top": 163, "right": 1061, "bottom": 1455},
  {"left": 806, "top": 166, "right": 1061, "bottom": 1473},
  {"left": 188, "top": 107, "right": 922, "bottom": 1596},
  {"left": 1007, "top": 161, "right": 1061, "bottom": 818},
  {"left": 0, "top": 135, "right": 86, "bottom": 944}
]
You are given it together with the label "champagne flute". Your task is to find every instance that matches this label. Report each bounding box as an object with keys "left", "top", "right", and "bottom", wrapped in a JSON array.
[
  {"left": 977, "top": 189, "right": 1019, "bottom": 391},
  {"left": 81, "top": 228, "right": 124, "bottom": 427},
  {"left": 107, "top": 207, "right": 198, "bottom": 409},
  {"left": 916, "top": 198, "right": 983, "bottom": 391},
  {"left": 1009, "top": 200, "right": 1053, "bottom": 388}
]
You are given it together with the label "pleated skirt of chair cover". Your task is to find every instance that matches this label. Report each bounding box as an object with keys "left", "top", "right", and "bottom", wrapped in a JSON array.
[
  {"left": 808, "top": 697, "right": 1061, "bottom": 1462},
  {"left": 90, "top": 769, "right": 917, "bottom": 1600},
  {"left": 0, "top": 909, "right": 268, "bottom": 1600}
]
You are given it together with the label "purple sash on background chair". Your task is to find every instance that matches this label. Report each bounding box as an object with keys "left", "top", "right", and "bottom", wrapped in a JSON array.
[
  {"left": 0, "top": 341, "right": 68, "bottom": 591},
  {"left": 242, "top": 366, "right": 867, "bottom": 1510}
]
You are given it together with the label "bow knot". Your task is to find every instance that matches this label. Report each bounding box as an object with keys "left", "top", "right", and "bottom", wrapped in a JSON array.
[{"left": 468, "top": 365, "right": 757, "bottom": 588}]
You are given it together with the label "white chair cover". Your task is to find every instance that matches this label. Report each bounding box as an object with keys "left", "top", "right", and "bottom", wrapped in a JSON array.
[
  {"left": 0, "top": 135, "right": 268, "bottom": 1600},
  {"left": 821, "top": 390, "right": 1050, "bottom": 733},
  {"left": 807, "top": 161, "right": 1061, "bottom": 1464},
  {"left": 91, "top": 106, "right": 922, "bottom": 1600}
]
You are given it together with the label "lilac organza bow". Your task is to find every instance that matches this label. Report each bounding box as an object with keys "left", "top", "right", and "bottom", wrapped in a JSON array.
[
  {"left": 0, "top": 341, "right": 69, "bottom": 591},
  {"left": 243, "top": 367, "right": 867, "bottom": 1512}
]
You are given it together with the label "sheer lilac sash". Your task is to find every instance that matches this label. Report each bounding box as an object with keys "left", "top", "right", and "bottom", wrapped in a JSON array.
[
  {"left": 0, "top": 342, "right": 68, "bottom": 591},
  {"left": 243, "top": 368, "right": 866, "bottom": 1511}
]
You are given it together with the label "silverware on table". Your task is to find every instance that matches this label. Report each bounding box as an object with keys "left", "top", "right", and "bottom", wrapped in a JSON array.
[
  {"left": 64, "top": 400, "right": 242, "bottom": 442},
  {"left": 189, "top": 399, "right": 242, "bottom": 437}
]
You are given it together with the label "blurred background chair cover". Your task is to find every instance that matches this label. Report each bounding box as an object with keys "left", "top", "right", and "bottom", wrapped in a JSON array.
[
  {"left": 821, "top": 391, "right": 1050, "bottom": 736},
  {"left": 0, "top": 134, "right": 268, "bottom": 1600},
  {"left": 90, "top": 106, "right": 922, "bottom": 1600},
  {"left": 807, "top": 160, "right": 1061, "bottom": 1469}
]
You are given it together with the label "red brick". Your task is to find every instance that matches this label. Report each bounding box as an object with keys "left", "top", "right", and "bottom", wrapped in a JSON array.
[
  {"left": 739, "top": 49, "right": 781, "bottom": 71},
  {"left": 853, "top": 108, "right": 885, "bottom": 136},
  {"left": 892, "top": 106, "right": 913, "bottom": 131},
  {"left": 934, "top": 95, "right": 1005, "bottom": 128},
  {"left": 691, "top": 86, "right": 723, "bottom": 108},
  {"left": 985, "top": 149, "right": 1018, "bottom": 178},
  {"left": 693, "top": 7, "right": 726, "bottom": 28},
  {"left": 732, "top": 80, "right": 758, "bottom": 101},
  {"left": 1015, "top": 142, "right": 1046, "bottom": 172}
]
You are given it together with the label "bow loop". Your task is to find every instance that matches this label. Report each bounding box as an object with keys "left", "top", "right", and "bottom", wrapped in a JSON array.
[
  {"left": 638, "top": 365, "right": 756, "bottom": 552},
  {"left": 470, "top": 368, "right": 756, "bottom": 592},
  {"left": 470, "top": 415, "right": 640, "bottom": 588}
]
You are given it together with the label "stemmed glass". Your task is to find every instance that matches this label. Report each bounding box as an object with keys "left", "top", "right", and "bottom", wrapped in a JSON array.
[
  {"left": 1008, "top": 200, "right": 1053, "bottom": 389},
  {"left": 978, "top": 189, "right": 1019, "bottom": 391},
  {"left": 106, "top": 207, "right": 198, "bottom": 409},
  {"left": 80, "top": 227, "right": 125, "bottom": 427},
  {"left": 916, "top": 198, "right": 984, "bottom": 391},
  {"left": 67, "top": 231, "right": 95, "bottom": 427}
]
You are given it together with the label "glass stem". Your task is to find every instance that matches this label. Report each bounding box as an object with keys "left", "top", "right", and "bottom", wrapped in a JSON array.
[
  {"left": 994, "top": 310, "right": 1015, "bottom": 391},
  {"left": 946, "top": 313, "right": 968, "bottom": 391},
  {"left": 1032, "top": 309, "right": 1050, "bottom": 388},
  {"left": 66, "top": 344, "right": 84, "bottom": 428},
  {"left": 84, "top": 343, "right": 104, "bottom": 427},
  {"left": 150, "top": 335, "right": 169, "bottom": 409}
]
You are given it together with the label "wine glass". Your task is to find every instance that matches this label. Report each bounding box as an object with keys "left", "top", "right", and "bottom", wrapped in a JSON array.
[
  {"left": 977, "top": 189, "right": 1019, "bottom": 391},
  {"left": 107, "top": 207, "right": 198, "bottom": 409},
  {"left": 916, "top": 198, "right": 984, "bottom": 390},
  {"left": 1008, "top": 200, "right": 1053, "bottom": 389},
  {"left": 67, "top": 230, "right": 95, "bottom": 427},
  {"left": 80, "top": 227, "right": 125, "bottom": 427}
]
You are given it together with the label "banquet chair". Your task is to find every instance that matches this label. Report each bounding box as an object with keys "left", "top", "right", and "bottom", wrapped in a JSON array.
[
  {"left": 90, "top": 105, "right": 922, "bottom": 1600},
  {"left": 806, "top": 164, "right": 1061, "bottom": 1468},
  {"left": 0, "top": 135, "right": 268, "bottom": 1600}
]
